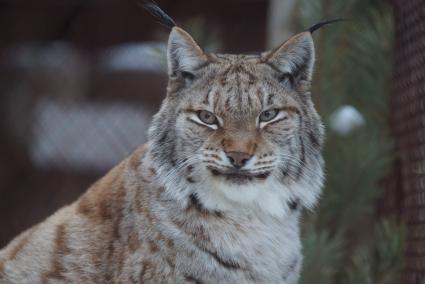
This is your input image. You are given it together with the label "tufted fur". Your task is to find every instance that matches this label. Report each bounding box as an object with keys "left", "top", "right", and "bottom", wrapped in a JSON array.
[{"left": 0, "top": 24, "right": 325, "bottom": 284}]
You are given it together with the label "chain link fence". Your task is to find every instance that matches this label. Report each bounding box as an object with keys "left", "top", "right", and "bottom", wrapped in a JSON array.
[{"left": 378, "top": 1, "right": 425, "bottom": 283}]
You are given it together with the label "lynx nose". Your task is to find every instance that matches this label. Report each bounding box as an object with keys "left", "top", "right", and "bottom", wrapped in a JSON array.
[{"left": 225, "top": 151, "right": 252, "bottom": 169}]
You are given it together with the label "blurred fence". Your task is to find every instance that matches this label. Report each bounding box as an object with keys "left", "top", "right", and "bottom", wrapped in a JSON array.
[
  {"left": 377, "top": 1, "right": 425, "bottom": 283},
  {"left": 0, "top": 43, "right": 167, "bottom": 247}
]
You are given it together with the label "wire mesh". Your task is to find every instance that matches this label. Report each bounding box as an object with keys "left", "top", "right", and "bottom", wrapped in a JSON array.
[{"left": 379, "top": 1, "right": 425, "bottom": 283}]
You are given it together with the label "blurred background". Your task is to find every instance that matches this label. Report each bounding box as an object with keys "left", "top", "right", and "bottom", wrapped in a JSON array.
[{"left": 0, "top": 0, "right": 423, "bottom": 283}]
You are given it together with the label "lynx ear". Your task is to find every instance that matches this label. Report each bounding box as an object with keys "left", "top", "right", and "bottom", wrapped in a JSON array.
[
  {"left": 167, "top": 27, "right": 208, "bottom": 77},
  {"left": 265, "top": 32, "right": 315, "bottom": 82}
]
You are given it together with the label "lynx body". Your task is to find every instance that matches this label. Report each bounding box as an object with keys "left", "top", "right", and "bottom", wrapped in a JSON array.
[{"left": 0, "top": 9, "right": 326, "bottom": 284}]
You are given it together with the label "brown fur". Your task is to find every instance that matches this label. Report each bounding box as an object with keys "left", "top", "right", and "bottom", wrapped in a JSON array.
[{"left": 41, "top": 224, "right": 68, "bottom": 282}]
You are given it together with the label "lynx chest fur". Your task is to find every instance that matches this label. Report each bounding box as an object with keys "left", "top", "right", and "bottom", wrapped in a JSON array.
[{"left": 0, "top": 6, "right": 326, "bottom": 284}]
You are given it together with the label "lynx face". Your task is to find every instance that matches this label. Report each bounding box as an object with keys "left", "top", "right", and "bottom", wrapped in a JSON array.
[{"left": 149, "top": 27, "right": 324, "bottom": 216}]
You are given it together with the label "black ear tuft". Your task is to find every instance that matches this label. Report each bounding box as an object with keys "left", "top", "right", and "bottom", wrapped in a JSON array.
[
  {"left": 308, "top": 19, "right": 345, "bottom": 34},
  {"left": 141, "top": 0, "right": 177, "bottom": 29}
]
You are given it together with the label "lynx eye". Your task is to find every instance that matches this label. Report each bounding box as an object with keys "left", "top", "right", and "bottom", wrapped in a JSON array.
[
  {"left": 259, "top": 109, "right": 279, "bottom": 122},
  {"left": 198, "top": 110, "right": 218, "bottom": 125}
]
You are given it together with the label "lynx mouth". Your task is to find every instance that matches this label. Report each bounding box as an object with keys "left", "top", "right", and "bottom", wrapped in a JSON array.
[{"left": 207, "top": 166, "right": 271, "bottom": 183}]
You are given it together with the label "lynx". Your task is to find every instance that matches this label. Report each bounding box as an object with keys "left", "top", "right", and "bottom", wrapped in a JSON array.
[{"left": 0, "top": 4, "right": 334, "bottom": 283}]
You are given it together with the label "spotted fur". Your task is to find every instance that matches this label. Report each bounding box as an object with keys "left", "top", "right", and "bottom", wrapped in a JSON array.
[{"left": 0, "top": 25, "right": 324, "bottom": 283}]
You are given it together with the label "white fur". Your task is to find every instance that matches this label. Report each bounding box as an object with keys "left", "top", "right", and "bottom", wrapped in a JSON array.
[{"left": 158, "top": 148, "right": 323, "bottom": 218}]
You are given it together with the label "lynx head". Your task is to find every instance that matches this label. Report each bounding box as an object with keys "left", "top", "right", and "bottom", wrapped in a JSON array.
[{"left": 148, "top": 23, "right": 325, "bottom": 216}]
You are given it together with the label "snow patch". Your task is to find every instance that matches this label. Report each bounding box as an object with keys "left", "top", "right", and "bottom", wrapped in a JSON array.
[
  {"left": 330, "top": 105, "right": 365, "bottom": 136},
  {"left": 100, "top": 42, "right": 167, "bottom": 73}
]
